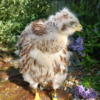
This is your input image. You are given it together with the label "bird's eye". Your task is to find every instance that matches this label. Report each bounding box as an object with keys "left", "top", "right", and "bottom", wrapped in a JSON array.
[{"left": 69, "top": 22, "right": 74, "bottom": 26}]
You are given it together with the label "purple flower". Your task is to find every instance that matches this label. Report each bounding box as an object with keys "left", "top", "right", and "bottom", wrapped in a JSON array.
[
  {"left": 69, "top": 37, "right": 76, "bottom": 48},
  {"left": 69, "top": 36, "right": 85, "bottom": 56},
  {"left": 88, "top": 98, "right": 95, "bottom": 100},
  {"left": 97, "top": 3, "right": 100, "bottom": 8},
  {"left": 92, "top": 29, "right": 95, "bottom": 32},
  {"left": 76, "top": 86, "right": 97, "bottom": 100},
  {"left": 90, "top": 91, "right": 97, "bottom": 98},
  {"left": 69, "top": 44, "right": 73, "bottom": 48},
  {"left": 72, "top": 43, "right": 78, "bottom": 50},
  {"left": 77, "top": 44, "right": 84, "bottom": 56},
  {"left": 76, "top": 85, "right": 85, "bottom": 96},
  {"left": 77, "top": 49, "right": 82, "bottom": 54},
  {"left": 90, "top": 88, "right": 93, "bottom": 92},
  {"left": 97, "top": 27, "right": 99, "bottom": 31},
  {"left": 88, "top": 90, "right": 97, "bottom": 99},
  {"left": 81, "top": 91, "right": 87, "bottom": 98},
  {"left": 81, "top": 54, "right": 86, "bottom": 57},
  {"left": 75, "top": 13, "right": 79, "bottom": 16},
  {"left": 77, "top": 44, "right": 84, "bottom": 50},
  {"left": 76, "top": 36, "right": 84, "bottom": 44},
  {"left": 70, "top": 37, "right": 74, "bottom": 43},
  {"left": 85, "top": 88, "right": 90, "bottom": 98}
]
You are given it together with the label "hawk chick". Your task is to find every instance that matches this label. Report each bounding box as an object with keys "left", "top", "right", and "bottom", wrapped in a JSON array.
[{"left": 15, "top": 8, "right": 83, "bottom": 100}]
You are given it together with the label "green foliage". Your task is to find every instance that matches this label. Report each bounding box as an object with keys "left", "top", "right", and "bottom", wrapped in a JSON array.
[
  {"left": 81, "top": 74, "right": 100, "bottom": 91},
  {"left": 71, "top": 0, "right": 100, "bottom": 69},
  {"left": 0, "top": 0, "right": 50, "bottom": 50},
  {"left": 71, "top": 0, "right": 100, "bottom": 91}
]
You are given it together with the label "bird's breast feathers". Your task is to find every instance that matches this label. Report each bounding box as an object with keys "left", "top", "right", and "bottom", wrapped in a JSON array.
[
  {"left": 16, "top": 7, "right": 82, "bottom": 88},
  {"left": 17, "top": 19, "right": 72, "bottom": 75}
]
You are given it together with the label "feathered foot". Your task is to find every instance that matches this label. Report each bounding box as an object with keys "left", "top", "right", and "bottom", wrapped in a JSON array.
[
  {"left": 52, "top": 90, "right": 58, "bottom": 100},
  {"left": 34, "top": 88, "right": 41, "bottom": 100}
]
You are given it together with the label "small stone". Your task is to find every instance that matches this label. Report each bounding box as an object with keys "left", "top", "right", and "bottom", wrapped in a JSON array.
[
  {"left": 67, "top": 87, "right": 71, "bottom": 92},
  {"left": 74, "top": 81, "right": 79, "bottom": 87},
  {"left": 64, "top": 87, "right": 67, "bottom": 90},
  {"left": 70, "top": 89, "right": 74, "bottom": 93},
  {"left": 73, "top": 94, "right": 80, "bottom": 99},
  {"left": 68, "top": 81, "right": 74, "bottom": 86}
]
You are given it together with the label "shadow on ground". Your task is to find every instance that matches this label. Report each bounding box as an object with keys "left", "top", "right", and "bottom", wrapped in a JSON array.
[{"left": 6, "top": 66, "right": 35, "bottom": 95}]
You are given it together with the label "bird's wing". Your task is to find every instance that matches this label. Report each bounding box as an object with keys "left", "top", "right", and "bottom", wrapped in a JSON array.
[
  {"left": 18, "top": 33, "right": 34, "bottom": 73},
  {"left": 18, "top": 19, "right": 46, "bottom": 73},
  {"left": 31, "top": 19, "right": 46, "bottom": 35}
]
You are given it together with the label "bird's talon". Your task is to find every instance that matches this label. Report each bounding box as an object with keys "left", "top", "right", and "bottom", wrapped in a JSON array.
[
  {"left": 52, "top": 95, "right": 58, "bottom": 100},
  {"left": 52, "top": 90, "right": 58, "bottom": 100},
  {"left": 34, "top": 90, "right": 41, "bottom": 100}
]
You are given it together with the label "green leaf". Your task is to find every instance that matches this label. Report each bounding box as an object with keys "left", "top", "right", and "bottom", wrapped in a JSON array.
[
  {"left": 78, "top": 61, "right": 85, "bottom": 65},
  {"left": 93, "top": 22, "right": 100, "bottom": 27},
  {"left": 86, "top": 28, "right": 89, "bottom": 36},
  {"left": 85, "top": 48, "right": 91, "bottom": 52},
  {"left": 87, "top": 56, "right": 99, "bottom": 63},
  {"left": 31, "top": 14, "right": 35, "bottom": 20},
  {"left": 92, "top": 77, "right": 100, "bottom": 82},
  {"left": 0, "top": 21, "right": 3, "bottom": 26},
  {"left": 87, "top": 25, "right": 92, "bottom": 28},
  {"left": 94, "top": 27, "right": 100, "bottom": 36},
  {"left": 72, "top": 3, "right": 76, "bottom": 7},
  {"left": 82, "top": 81, "right": 91, "bottom": 87},
  {"left": 92, "top": 86, "right": 100, "bottom": 90}
]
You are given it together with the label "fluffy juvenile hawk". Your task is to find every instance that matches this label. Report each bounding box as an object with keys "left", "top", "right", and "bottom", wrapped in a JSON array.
[{"left": 15, "top": 8, "right": 83, "bottom": 100}]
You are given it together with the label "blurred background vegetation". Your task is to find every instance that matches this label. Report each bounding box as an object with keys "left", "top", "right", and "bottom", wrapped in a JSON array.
[
  {"left": 0, "top": 0, "right": 100, "bottom": 90},
  {"left": 0, "top": 0, "right": 50, "bottom": 50}
]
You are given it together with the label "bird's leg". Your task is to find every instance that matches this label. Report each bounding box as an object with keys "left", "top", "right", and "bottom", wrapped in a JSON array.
[
  {"left": 52, "top": 90, "right": 58, "bottom": 100},
  {"left": 34, "top": 88, "right": 41, "bottom": 100}
]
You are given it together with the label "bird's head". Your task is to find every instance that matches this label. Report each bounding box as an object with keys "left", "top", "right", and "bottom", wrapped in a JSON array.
[{"left": 46, "top": 8, "right": 83, "bottom": 36}]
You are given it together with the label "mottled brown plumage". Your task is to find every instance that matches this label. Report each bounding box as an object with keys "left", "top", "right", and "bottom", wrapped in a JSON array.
[{"left": 32, "top": 19, "right": 46, "bottom": 35}]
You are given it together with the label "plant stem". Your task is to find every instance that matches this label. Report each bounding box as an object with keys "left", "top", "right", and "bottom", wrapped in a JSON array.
[{"left": 74, "top": 51, "right": 80, "bottom": 62}]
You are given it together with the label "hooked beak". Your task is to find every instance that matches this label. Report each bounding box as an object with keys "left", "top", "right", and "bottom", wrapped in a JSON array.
[
  {"left": 71, "top": 24, "right": 83, "bottom": 32},
  {"left": 77, "top": 24, "right": 83, "bottom": 32}
]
